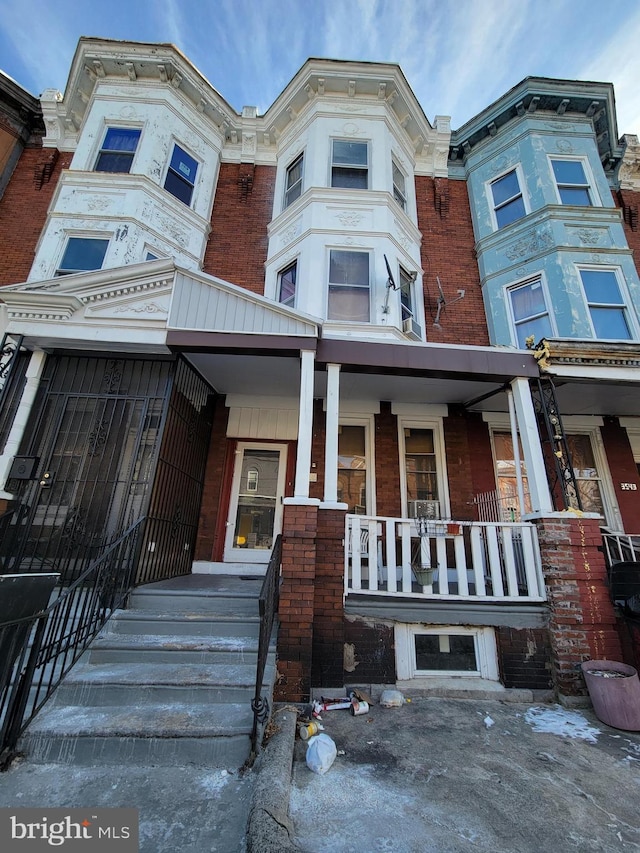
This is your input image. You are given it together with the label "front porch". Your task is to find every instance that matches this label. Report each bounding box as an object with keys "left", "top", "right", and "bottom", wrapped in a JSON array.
[{"left": 345, "top": 513, "right": 545, "bottom": 602}]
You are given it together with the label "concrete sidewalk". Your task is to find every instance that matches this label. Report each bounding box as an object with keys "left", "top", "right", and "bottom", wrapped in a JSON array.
[{"left": 285, "top": 695, "right": 640, "bottom": 853}]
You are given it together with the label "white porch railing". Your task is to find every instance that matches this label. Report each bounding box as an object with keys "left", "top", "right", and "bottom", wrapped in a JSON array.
[
  {"left": 345, "top": 514, "right": 546, "bottom": 602},
  {"left": 602, "top": 533, "right": 640, "bottom": 565}
]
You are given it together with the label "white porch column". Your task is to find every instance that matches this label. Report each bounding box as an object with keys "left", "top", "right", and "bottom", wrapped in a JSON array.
[
  {"left": 510, "top": 377, "right": 553, "bottom": 514},
  {"left": 507, "top": 388, "right": 527, "bottom": 518},
  {"left": 0, "top": 350, "right": 47, "bottom": 499},
  {"left": 293, "top": 349, "right": 315, "bottom": 500},
  {"left": 323, "top": 363, "right": 342, "bottom": 506}
]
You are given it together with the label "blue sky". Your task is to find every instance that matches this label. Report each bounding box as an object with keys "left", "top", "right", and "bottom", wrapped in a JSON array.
[{"left": 2, "top": 0, "right": 640, "bottom": 136}]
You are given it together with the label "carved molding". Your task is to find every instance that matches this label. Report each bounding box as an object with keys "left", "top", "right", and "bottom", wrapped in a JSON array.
[
  {"left": 619, "top": 135, "right": 640, "bottom": 191},
  {"left": 504, "top": 228, "right": 554, "bottom": 261}
]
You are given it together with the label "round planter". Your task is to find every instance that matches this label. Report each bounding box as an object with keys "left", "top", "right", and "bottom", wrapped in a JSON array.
[
  {"left": 581, "top": 660, "right": 640, "bottom": 731},
  {"left": 412, "top": 567, "right": 434, "bottom": 586}
]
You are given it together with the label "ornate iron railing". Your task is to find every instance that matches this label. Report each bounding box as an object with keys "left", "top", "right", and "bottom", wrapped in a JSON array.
[
  {"left": 250, "top": 534, "right": 282, "bottom": 758},
  {"left": 0, "top": 516, "right": 146, "bottom": 768}
]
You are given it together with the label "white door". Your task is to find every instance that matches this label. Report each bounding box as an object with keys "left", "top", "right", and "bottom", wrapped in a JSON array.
[{"left": 224, "top": 442, "right": 288, "bottom": 563}]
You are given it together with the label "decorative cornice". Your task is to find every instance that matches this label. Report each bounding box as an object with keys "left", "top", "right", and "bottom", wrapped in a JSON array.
[
  {"left": 532, "top": 337, "right": 640, "bottom": 370},
  {"left": 619, "top": 134, "right": 640, "bottom": 191}
]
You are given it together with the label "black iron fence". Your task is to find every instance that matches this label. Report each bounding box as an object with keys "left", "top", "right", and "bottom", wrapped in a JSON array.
[
  {"left": 250, "top": 534, "right": 282, "bottom": 758},
  {"left": 0, "top": 516, "right": 146, "bottom": 768}
]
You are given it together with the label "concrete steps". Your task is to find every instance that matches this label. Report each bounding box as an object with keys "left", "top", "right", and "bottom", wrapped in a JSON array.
[{"left": 19, "top": 574, "right": 276, "bottom": 769}]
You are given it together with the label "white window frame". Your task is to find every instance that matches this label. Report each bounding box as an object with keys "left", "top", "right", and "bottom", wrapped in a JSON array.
[
  {"left": 54, "top": 234, "right": 110, "bottom": 277},
  {"left": 163, "top": 141, "right": 199, "bottom": 207},
  {"left": 576, "top": 265, "right": 637, "bottom": 341},
  {"left": 559, "top": 416, "right": 623, "bottom": 531},
  {"left": 327, "top": 248, "right": 371, "bottom": 323},
  {"left": 392, "top": 158, "right": 407, "bottom": 210},
  {"left": 506, "top": 275, "right": 556, "bottom": 348},
  {"left": 94, "top": 125, "right": 142, "bottom": 173},
  {"left": 487, "top": 164, "right": 528, "bottom": 230},
  {"left": 397, "top": 417, "right": 449, "bottom": 519},
  {"left": 277, "top": 259, "right": 298, "bottom": 308},
  {"left": 284, "top": 152, "right": 304, "bottom": 208},
  {"left": 338, "top": 415, "right": 376, "bottom": 516},
  {"left": 395, "top": 624, "right": 499, "bottom": 680},
  {"left": 549, "top": 155, "right": 598, "bottom": 206},
  {"left": 330, "top": 139, "right": 369, "bottom": 190}
]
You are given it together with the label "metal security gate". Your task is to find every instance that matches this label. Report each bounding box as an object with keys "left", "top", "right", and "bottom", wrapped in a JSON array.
[{"left": 0, "top": 356, "right": 175, "bottom": 584}]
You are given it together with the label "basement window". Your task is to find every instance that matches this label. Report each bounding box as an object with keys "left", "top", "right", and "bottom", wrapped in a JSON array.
[{"left": 395, "top": 625, "right": 499, "bottom": 680}]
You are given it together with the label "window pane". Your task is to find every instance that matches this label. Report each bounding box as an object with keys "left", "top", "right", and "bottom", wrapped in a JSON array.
[
  {"left": 278, "top": 262, "right": 297, "bottom": 307},
  {"left": 328, "top": 286, "right": 370, "bottom": 321},
  {"left": 580, "top": 270, "right": 623, "bottom": 304},
  {"left": 164, "top": 170, "right": 194, "bottom": 205},
  {"left": 338, "top": 425, "right": 366, "bottom": 513},
  {"left": 415, "top": 634, "right": 477, "bottom": 672},
  {"left": 567, "top": 434, "right": 604, "bottom": 515},
  {"left": 515, "top": 315, "right": 552, "bottom": 348},
  {"left": 329, "top": 250, "right": 369, "bottom": 286},
  {"left": 169, "top": 146, "right": 197, "bottom": 183},
  {"left": 558, "top": 187, "right": 591, "bottom": 205},
  {"left": 491, "top": 170, "right": 521, "bottom": 206},
  {"left": 591, "top": 308, "right": 631, "bottom": 339},
  {"left": 495, "top": 197, "right": 526, "bottom": 228},
  {"left": 58, "top": 238, "right": 109, "bottom": 274},
  {"left": 285, "top": 155, "right": 303, "bottom": 206},
  {"left": 331, "top": 167, "right": 368, "bottom": 189},
  {"left": 102, "top": 128, "right": 140, "bottom": 152},
  {"left": 333, "top": 140, "right": 367, "bottom": 166},
  {"left": 405, "top": 429, "right": 438, "bottom": 503},
  {"left": 511, "top": 281, "right": 547, "bottom": 321},
  {"left": 552, "top": 159, "right": 587, "bottom": 185}
]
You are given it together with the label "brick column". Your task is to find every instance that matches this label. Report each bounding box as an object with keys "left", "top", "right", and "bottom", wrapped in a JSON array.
[
  {"left": 536, "top": 515, "right": 622, "bottom": 697},
  {"left": 312, "top": 508, "right": 347, "bottom": 689},
  {"left": 274, "top": 502, "right": 318, "bottom": 702}
]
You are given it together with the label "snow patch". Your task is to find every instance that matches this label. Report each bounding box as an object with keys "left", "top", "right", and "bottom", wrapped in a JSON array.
[{"left": 525, "top": 705, "right": 601, "bottom": 743}]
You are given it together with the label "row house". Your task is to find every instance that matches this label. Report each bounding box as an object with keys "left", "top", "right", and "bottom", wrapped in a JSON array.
[{"left": 0, "top": 38, "right": 639, "bottom": 706}]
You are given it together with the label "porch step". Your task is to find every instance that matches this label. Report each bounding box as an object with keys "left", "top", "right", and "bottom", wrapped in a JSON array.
[{"left": 19, "top": 575, "right": 277, "bottom": 769}]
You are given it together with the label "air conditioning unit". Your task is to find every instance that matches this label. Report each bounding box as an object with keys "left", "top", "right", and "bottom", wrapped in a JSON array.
[
  {"left": 408, "top": 499, "right": 440, "bottom": 520},
  {"left": 402, "top": 317, "right": 422, "bottom": 341}
]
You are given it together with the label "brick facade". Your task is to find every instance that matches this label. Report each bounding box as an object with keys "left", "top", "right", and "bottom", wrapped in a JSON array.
[
  {"left": 311, "top": 508, "right": 347, "bottom": 688},
  {"left": 0, "top": 148, "right": 71, "bottom": 286},
  {"left": 497, "top": 627, "right": 553, "bottom": 690},
  {"left": 536, "top": 515, "right": 622, "bottom": 696},
  {"left": 600, "top": 416, "right": 640, "bottom": 532},
  {"left": 274, "top": 502, "right": 318, "bottom": 702},
  {"left": 415, "top": 177, "right": 487, "bottom": 346},
  {"left": 194, "top": 398, "right": 230, "bottom": 562},
  {"left": 202, "top": 163, "right": 276, "bottom": 295}
]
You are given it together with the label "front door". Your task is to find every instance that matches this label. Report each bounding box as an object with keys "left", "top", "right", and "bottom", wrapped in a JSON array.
[{"left": 224, "top": 443, "right": 287, "bottom": 563}]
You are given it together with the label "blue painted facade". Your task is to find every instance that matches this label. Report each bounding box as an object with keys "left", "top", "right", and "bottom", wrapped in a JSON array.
[{"left": 453, "top": 81, "right": 640, "bottom": 348}]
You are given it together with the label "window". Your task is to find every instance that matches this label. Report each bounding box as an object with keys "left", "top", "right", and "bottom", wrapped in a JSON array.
[
  {"left": 94, "top": 127, "right": 141, "bottom": 173},
  {"left": 164, "top": 144, "right": 198, "bottom": 206},
  {"left": 246, "top": 469, "right": 258, "bottom": 492},
  {"left": 492, "top": 432, "right": 531, "bottom": 521},
  {"left": 551, "top": 158, "right": 592, "bottom": 205},
  {"left": 331, "top": 140, "right": 368, "bottom": 189},
  {"left": 490, "top": 168, "right": 526, "bottom": 228},
  {"left": 395, "top": 625, "right": 499, "bottom": 680},
  {"left": 277, "top": 261, "right": 297, "bottom": 308},
  {"left": 328, "top": 250, "right": 370, "bottom": 321},
  {"left": 399, "top": 266, "right": 421, "bottom": 337},
  {"left": 579, "top": 269, "right": 632, "bottom": 340},
  {"left": 55, "top": 237, "right": 109, "bottom": 276},
  {"left": 567, "top": 434, "right": 605, "bottom": 516},
  {"left": 284, "top": 154, "right": 303, "bottom": 207},
  {"left": 337, "top": 425, "right": 367, "bottom": 513},
  {"left": 403, "top": 427, "right": 439, "bottom": 515},
  {"left": 509, "top": 279, "right": 552, "bottom": 347},
  {"left": 392, "top": 159, "right": 406, "bottom": 210}
]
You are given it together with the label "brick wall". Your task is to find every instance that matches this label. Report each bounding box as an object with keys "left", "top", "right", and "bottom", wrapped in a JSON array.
[
  {"left": 415, "top": 177, "right": 488, "bottom": 346},
  {"left": 194, "top": 399, "right": 229, "bottom": 562},
  {"left": 275, "top": 502, "right": 318, "bottom": 702},
  {"left": 311, "top": 508, "right": 347, "bottom": 688},
  {"left": 497, "top": 627, "right": 552, "bottom": 690},
  {"left": 600, "top": 416, "right": 640, "bottom": 532},
  {"left": 343, "top": 617, "right": 396, "bottom": 684},
  {"left": 374, "top": 402, "right": 401, "bottom": 517},
  {"left": 0, "top": 148, "right": 70, "bottom": 285},
  {"left": 202, "top": 163, "right": 275, "bottom": 295},
  {"left": 617, "top": 188, "right": 640, "bottom": 272},
  {"left": 536, "top": 515, "right": 622, "bottom": 696},
  {"left": 443, "top": 407, "right": 495, "bottom": 520}
]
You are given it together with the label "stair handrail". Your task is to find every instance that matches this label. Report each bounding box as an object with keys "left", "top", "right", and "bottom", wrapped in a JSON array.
[
  {"left": 250, "top": 534, "right": 282, "bottom": 759},
  {"left": 0, "top": 515, "right": 147, "bottom": 768}
]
